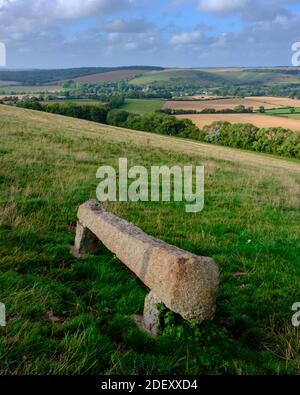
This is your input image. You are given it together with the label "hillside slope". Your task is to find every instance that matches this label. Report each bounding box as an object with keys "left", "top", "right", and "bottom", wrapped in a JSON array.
[{"left": 0, "top": 105, "right": 300, "bottom": 375}]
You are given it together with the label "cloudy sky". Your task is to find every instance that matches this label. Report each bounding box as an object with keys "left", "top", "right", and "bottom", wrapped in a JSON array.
[{"left": 1, "top": 0, "right": 300, "bottom": 68}]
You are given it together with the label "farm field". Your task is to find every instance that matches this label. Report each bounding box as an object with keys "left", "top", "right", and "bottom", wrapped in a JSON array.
[
  {"left": 0, "top": 85, "right": 62, "bottom": 94},
  {"left": 129, "top": 69, "right": 225, "bottom": 87},
  {"left": 0, "top": 105, "right": 300, "bottom": 375},
  {"left": 265, "top": 107, "right": 300, "bottom": 120},
  {"left": 72, "top": 69, "right": 151, "bottom": 83},
  {"left": 177, "top": 113, "right": 300, "bottom": 131},
  {"left": 0, "top": 81, "right": 20, "bottom": 86},
  {"left": 121, "top": 98, "right": 164, "bottom": 114},
  {"left": 165, "top": 96, "right": 300, "bottom": 111}
]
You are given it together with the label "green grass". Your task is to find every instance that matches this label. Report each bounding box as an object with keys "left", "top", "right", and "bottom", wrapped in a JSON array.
[
  {"left": 0, "top": 105, "right": 300, "bottom": 375},
  {"left": 130, "top": 68, "right": 300, "bottom": 87},
  {"left": 121, "top": 99, "right": 164, "bottom": 114},
  {"left": 265, "top": 107, "right": 300, "bottom": 119},
  {"left": 129, "top": 69, "right": 225, "bottom": 87},
  {"left": 0, "top": 85, "right": 62, "bottom": 94}
]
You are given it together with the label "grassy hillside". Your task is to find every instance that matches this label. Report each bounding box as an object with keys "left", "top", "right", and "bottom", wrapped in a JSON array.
[
  {"left": 130, "top": 68, "right": 300, "bottom": 87},
  {"left": 130, "top": 69, "right": 226, "bottom": 87},
  {"left": 0, "top": 105, "right": 300, "bottom": 374},
  {"left": 209, "top": 69, "right": 300, "bottom": 85}
]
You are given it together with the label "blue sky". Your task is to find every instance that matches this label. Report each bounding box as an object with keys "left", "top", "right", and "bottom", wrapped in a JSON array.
[{"left": 1, "top": 0, "right": 300, "bottom": 68}]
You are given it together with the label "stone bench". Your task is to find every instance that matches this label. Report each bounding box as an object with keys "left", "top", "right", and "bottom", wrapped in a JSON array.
[{"left": 71, "top": 200, "right": 219, "bottom": 335}]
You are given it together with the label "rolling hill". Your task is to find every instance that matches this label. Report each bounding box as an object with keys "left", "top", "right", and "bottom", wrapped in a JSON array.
[
  {"left": 130, "top": 67, "right": 300, "bottom": 87},
  {"left": 0, "top": 66, "right": 164, "bottom": 85},
  {"left": 0, "top": 105, "right": 300, "bottom": 374}
]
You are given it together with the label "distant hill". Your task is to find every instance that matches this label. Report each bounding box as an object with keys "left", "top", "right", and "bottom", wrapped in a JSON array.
[
  {"left": 130, "top": 67, "right": 300, "bottom": 87},
  {"left": 1, "top": 66, "right": 300, "bottom": 88},
  {"left": 130, "top": 69, "right": 227, "bottom": 88},
  {"left": 0, "top": 66, "right": 164, "bottom": 85}
]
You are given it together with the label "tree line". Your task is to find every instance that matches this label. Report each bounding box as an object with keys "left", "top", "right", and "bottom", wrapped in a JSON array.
[{"left": 16, "top": 99, "right": 300, "bottom": 160}]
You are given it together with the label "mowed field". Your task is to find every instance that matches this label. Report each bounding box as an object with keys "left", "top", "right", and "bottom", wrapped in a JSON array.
[
  {"left": 121, "top": 98, "right": 164, "bottom": 114},
  {"left": 165, "top": 96, "right": 300, "bottom": 111},
  {"left": 1, "top": 105, "right": 300, "bottom": 375},
  {"left": 177, "top": 113, "right": 300, "bottom": 131},
  {"left": 72, "top": 69, "right": 150, "bottom": 83}
]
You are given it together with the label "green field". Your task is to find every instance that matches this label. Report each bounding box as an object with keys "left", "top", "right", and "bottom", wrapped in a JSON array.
[
  {"left": 121, "top": 99, "right": 164, "bottom": 114},
  {"left": 265, "top": 107, "right": 300, "bottom": 119},
  {"left": 0, "top": 105, "right": 300, "bottom": 374},
  {"left": 129, "top": 69, "right": 225, "bottom": 87},
  {"left": 0, "top": 85, "right": 62, "bottom": 94}
]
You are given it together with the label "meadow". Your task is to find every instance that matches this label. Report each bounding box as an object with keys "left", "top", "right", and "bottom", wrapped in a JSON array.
[
  {"left": 265, "top": 107, "right": 300, "bottom": 120},
  {"left": 0, "top": 105, "right": 300, "bottom": 375},
  {"left": 121, "top": 99, "right": 164, "bottom": 114}
]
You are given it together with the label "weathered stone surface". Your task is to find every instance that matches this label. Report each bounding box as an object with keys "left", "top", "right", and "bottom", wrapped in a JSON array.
[
  {"left": 134, "top": 292, "right": 162, "bottom": 336},
  {"left": 70, "top": 221, "right": 102, "bottom": 258},
  {"left": 75, "top": 200, "right": 219, "bottom": 324}
]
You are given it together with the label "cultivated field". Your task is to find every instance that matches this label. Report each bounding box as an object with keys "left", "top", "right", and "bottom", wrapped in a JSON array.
[
  {"left": 1, "top": 105, "right": 300, "bottom": 375},
  {"left": 0, "top": 81, "right": 20, "bottom": 86},
  {"left": 0, "top": 85, "right": 62, "bottom": 94},
  {"left": 73, "top": 69, "right": 150, "bottom": 83},
  {"left": 165, "top": 96, "right": 300, "bottom": 111},
  {"left": 177, "top": 113, "right": 300, "bottom": 131}
]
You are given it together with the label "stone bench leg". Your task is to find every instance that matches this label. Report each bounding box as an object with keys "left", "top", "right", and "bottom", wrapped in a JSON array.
[
  {"left": 134, "top": 291, "right": 162, "bottom": 337},
  {"left": 70, "top": 221, "right": 102, "bottom": 258}
]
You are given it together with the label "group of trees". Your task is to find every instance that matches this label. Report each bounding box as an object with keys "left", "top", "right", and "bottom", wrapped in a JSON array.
[
  {"left": 16, "top": 99, "right": 198, "bottom": 138},
  {"left": 17, "top": 100, "right": 108, "bottom": 123},
  {"left": 63, "top": 80, "right": 173, "bottom": 101},
  {"left": 192, "top": 121, "right": 300, "bottom": 159},
  {"left": 106, "top": 109, "right": 199, "bottom": 137},
  {"left": 16, "top": 99, "right": 300, "bottom": 160},
  {"left": 161, "top": 105, "right": 254, "bottom": 115}
]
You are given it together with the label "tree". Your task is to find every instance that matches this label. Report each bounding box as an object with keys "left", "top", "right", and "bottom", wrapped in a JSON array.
[
  {"left": 258, "top": 106, "right": 265, "bottom": 113},
  {"left": 234, "top": 105, "right": 246, "bottom": 113},
  {"left": 107, "top": 109, "right": 130, "bottom": 126},
  {"left": 108, "top": 94, "right": 125, "bottom": 109}
]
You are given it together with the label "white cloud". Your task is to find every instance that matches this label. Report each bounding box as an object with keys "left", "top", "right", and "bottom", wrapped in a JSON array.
[
  {"left": 170, "top": 30, "right": 203, "bottom": 45},
  {"left": 0, "top": 0, "right": 135, "bottom": 42},
  {"left": 197, "top": 0, "right": 249, "bottom": 14}
]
